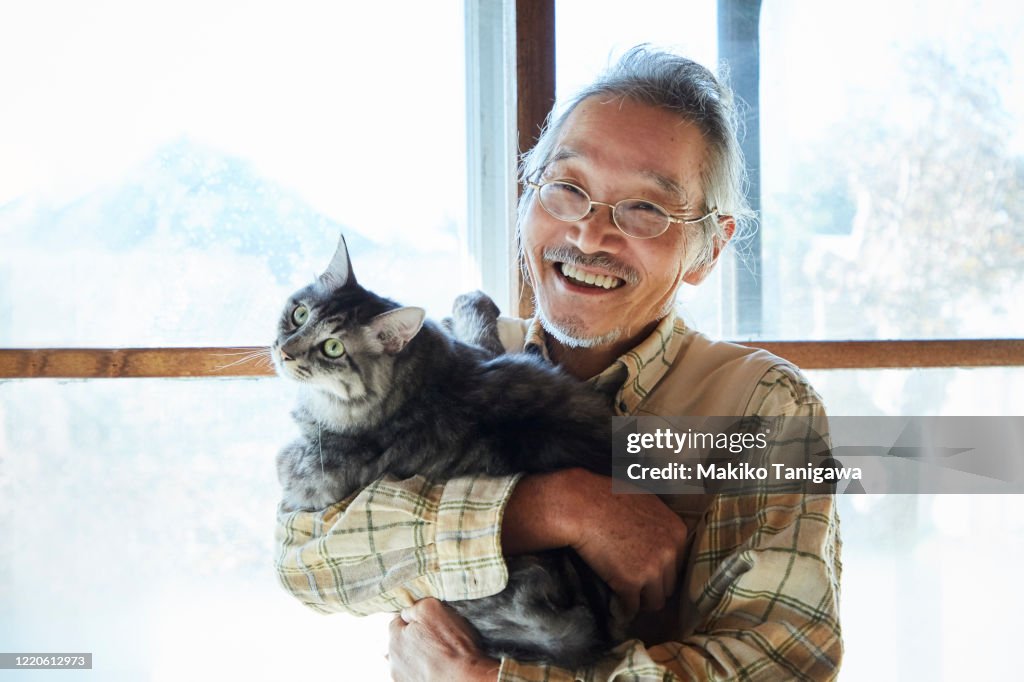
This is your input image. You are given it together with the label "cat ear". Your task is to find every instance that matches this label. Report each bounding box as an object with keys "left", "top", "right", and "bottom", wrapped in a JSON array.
[
  {"left": 319, "top": 233, "right": 357, "bottom": 288},
  {"left": 369, "top": 307, "right": 426, "bottom": 355}
]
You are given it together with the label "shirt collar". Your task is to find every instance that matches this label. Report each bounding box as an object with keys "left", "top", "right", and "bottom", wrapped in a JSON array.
[{"left": 522, "top": 310, "right": 688, "bottom": 416}]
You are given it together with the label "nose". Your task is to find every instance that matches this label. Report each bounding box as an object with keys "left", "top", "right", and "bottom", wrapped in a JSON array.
[
  {"left": 567, "top": 202, "right": 621, "bottom": 254},
  {"left": 279, "top": 348, "right": 294, "bottom": 362}
]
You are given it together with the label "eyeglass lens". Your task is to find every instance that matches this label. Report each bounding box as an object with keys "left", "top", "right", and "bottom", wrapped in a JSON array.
[{"left": 538, "top": 181, "right": 669, "bottom": 238}]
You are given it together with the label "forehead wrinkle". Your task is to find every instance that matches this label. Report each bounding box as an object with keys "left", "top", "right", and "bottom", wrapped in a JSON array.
[
  {"left": 548, "top": 145, "right": 693, "bottom": 207},
  {"left": 548, "top": 148, "right": 580, "bottom": 165},
  {"left": 641, "top": 169, "right": 690, "bottom": 207}
]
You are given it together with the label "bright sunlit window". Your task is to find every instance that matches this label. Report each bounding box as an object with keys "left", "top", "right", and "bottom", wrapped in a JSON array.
[
  {"left": 0, "top": 0, "right": 470, "bottom": 348},
  {"left": 0, "top": 1, "right": 467, "bottom": 679},
  {"left": 2, "top": 1, "right": 1023, "bottom": 680},
  {"left": 556, "top": 2, "right": 1024, "bottom": 681}
]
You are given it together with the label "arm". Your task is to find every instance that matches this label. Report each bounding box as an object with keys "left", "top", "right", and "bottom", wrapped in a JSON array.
[
  {"left": 275, "top": 473, "right": 520, "bottom": 614},
  {"left": 503, "top": 468, "right": 690, "bottom": 617},
  {"left": 274, "top": 466, "right": 686, "bottom": 618},
  {"left": 385, "top": 490, "right": 841, "bottom": 682},
  {"left": 499, "top": 495, "right": 842, "bottom": 681},
  {"left": 496, "top": 366, "right": 844, "bottom": 681}
]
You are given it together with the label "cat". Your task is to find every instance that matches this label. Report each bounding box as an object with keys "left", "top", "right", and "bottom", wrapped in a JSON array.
[{"left": 273, "top": 234, "right": 621, "bottom": 668}]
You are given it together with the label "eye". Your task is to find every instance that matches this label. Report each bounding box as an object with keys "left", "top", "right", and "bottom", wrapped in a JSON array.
[
  {"left": 551, "top": 181, "right": 586, "bottom": 197},
  {"left": 630, "top": 201, "right": 664, "bottom": 214},
  {"left": 292, "top": 305, "right": 309, "bottom": 326},
  {"left": 322, "top": 338, "right": 345, "bottom": 358}
]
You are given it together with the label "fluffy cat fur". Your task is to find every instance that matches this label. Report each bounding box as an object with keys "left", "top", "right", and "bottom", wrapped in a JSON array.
[{"left": 273, "top": 235, "right": 619, "bottom": 668}]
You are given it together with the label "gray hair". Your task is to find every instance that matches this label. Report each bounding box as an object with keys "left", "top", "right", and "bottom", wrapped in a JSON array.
[{"left": 518, "top": 46, "right": 754, "bottom": 273}]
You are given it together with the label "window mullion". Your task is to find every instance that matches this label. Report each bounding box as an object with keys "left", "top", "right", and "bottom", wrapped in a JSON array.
[{"left": 464, "top": 0, "right": 519, "bottom": 313}]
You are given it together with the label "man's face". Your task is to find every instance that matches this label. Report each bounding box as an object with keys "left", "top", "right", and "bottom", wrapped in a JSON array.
[{"left": 521, "top": 96, "right": 711, "bottom": 348}]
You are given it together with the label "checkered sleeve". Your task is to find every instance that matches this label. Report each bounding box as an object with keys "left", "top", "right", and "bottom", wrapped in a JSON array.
[
  {"left": 274, "top": 473, "right": 521, "bottom": 615},
  {"left": 497, "top": 366, "right": 844, "bottom": 681}
]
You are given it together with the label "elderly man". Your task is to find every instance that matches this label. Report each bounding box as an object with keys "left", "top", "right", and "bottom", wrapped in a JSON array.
[{"left": 276, "top": 47, "right": 842, "bottom": 681}]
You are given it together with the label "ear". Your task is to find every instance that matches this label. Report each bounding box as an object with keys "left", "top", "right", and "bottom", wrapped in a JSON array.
[
  {"left": 319, "top": 233, "right": 357, "bottom": 288},
  {"left": 683, "top": 216, "right": 736, "bottom": 285},
  {"left": 369, "top": 307, "right": 426, "bottom": 355}
]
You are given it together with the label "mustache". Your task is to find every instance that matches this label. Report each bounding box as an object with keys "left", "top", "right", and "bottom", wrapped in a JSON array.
[{"left": 542, "top": 245, "right": 640, "bottom": 285}]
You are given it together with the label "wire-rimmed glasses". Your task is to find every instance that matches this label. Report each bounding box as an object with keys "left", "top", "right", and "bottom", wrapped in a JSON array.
[{"left": 527, "top": 179, "right": 717, "bottom": 239}]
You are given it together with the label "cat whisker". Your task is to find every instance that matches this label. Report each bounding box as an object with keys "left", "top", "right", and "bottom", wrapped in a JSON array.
[
  {"left": 211, "top": 348, "right": 275, "bottom": 372},
  {"left": 214, "top": 348, "right": 272, "bottom": 357}
]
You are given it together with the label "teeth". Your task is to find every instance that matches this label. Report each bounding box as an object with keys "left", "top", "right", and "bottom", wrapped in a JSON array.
[{"left": 559, "top": 263, "right": 622, "bottom": 289}]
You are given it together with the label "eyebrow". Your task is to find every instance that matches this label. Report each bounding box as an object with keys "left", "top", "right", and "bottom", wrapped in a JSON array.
[{"left": 547, "top": 148, "right": 691, "bottom": 206}]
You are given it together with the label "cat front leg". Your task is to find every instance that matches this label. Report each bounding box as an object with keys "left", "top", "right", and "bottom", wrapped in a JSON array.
[
  {"left": 276, "top": 437, "right": 359, "bottom": 512},
  {"left": 449, "top": 290, "right": 505, "bottom": 357}
]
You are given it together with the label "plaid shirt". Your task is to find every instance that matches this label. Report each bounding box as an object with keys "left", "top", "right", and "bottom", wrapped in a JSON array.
[{"left": 275, "top": 312, "right": 843, "bottom": 680}]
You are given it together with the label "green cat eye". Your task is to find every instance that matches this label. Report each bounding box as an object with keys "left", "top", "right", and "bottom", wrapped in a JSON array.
[
  {"left": 322, "top": 338, "right": 345, "bottom": 358},
  {"left": 292, "top": 305, "right": 309, "bottom": 326}
]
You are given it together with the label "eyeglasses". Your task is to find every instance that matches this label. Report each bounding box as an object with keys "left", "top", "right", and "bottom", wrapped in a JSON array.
[{"left": 527, "top": 179, "right": 718, "bottom": 239}]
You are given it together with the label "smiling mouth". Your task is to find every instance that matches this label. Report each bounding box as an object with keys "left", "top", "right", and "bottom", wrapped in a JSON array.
[{"left": 558, "top": 263, "right": 624, "bottom": 290}]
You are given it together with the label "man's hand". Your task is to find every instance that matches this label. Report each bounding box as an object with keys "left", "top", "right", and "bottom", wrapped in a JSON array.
[
  {"left": 388, "top": 598, "right": 500, "bottom": 682},
  {"left": 502, "top": 468, "right": 689, "bottom": 619}
]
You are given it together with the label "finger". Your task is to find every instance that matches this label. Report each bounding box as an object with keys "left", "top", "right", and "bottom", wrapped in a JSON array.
[
  {"left": 400, "top": 600, "right": 424, "bottom": 624},
  {"left": 615, "top": 590, "right": 640, "bottom": 622},
  {"left": 389, "top": 614, "right": 407, "bottom": 636},
  {"left": 639, "top": 579, "right": 666, "bottom": 613},
  {"left": 671, "top": 523, "right": 689, "bottom": 579},
  {"left": 675, "top": 542, "right": 687, "bottom": 574},
  {"left": 662, "top": 561, "right": 676, "bottom": 600},
  {"left": 417, "top": 597, "right": 443, "bottom": 614},
  {"left": 401, "top": 597, "right": 444, "bottom": 624}
]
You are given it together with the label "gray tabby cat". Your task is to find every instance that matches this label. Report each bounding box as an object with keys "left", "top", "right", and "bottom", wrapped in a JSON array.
[{"left": 273, "top": 235, "right": 620, "bottom": 668}]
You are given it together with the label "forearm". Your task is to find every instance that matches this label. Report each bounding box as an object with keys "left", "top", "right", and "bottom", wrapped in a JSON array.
[{"left": 500, "top": 468, "right": 582, "bottom": 555}]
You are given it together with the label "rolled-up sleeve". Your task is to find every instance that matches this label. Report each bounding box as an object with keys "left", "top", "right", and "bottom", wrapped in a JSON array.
[{"left": 275, "top": 472, "right": 521, "bottom": 615}]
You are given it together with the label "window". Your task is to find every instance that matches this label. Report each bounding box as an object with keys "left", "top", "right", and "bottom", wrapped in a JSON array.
[
  {"left": 0, "top": 1, "right": 471, "bottom": 348},
  {"left": 0, "top": 1, "right": 468, "bottom": 677},
  {"left": 555, "top": 2, "right": 1024, "bottom": 680},
  {"left": 758, "top": 0, "right": 1024, "bottom": 342},
  {"left": 3, "top": 1, "right": 1023, "bottom": 679}
]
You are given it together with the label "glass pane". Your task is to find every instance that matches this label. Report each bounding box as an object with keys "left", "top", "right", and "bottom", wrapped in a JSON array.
[
  {"left": 0, "top": 1, "right": 468, "bottom": 347},
  {"left": 0, "top": 378, "right": 391, "bottom": 680},
  {"left": 809, "top": 367, "right": 1024, "bottom": 681},
  {"left": 806, "top": 366, "right": 1024, "bottom": 417},
  {"left": 3, "top": 370, "right": 1022, "bottom": 679},
  {"left": 837, "top": 493, "right": 1024, "bottom": 682},
  {"left": 555, "top": 1, "right": 718, "bottom": 101},
  {"left": 759, "top": 0, "right": 1024, "bottom": 340}
]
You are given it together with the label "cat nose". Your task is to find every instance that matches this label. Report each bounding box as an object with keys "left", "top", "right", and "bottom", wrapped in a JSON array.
[{"left": 279, "top": 348, "right": 294, "bottom": 361}]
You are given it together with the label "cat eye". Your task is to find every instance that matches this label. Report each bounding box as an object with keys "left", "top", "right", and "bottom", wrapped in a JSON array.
[
  {"left": 292, "top": 305, "right": 309, "bottom": 326},
  {"left": 322, "top": 338, "right": 345, "bottom": 358}
]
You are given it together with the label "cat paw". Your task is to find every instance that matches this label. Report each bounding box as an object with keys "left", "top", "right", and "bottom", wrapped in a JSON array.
[
  {"left": 452, "top": 290, "right": 501, "bottom": 322},
  {"left": 450, "top": 291, "right": 504, "bottom": 356}
]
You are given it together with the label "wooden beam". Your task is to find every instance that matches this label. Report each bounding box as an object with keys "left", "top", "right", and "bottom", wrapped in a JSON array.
[
  {"left": 745, "top": 339, "right": 1024, "bottom": 370},
  {"left": 514, "top": 0, "right": 555, "bottom": 318},
  {"left": 0, "top": 347, "right": 275, "bottom": 379},
  {"left": 515, "top": 0, "right": 555, "bottom": 155},
  {"left": 1, "top": 340, "right": 1022, "bottom": 379}
]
